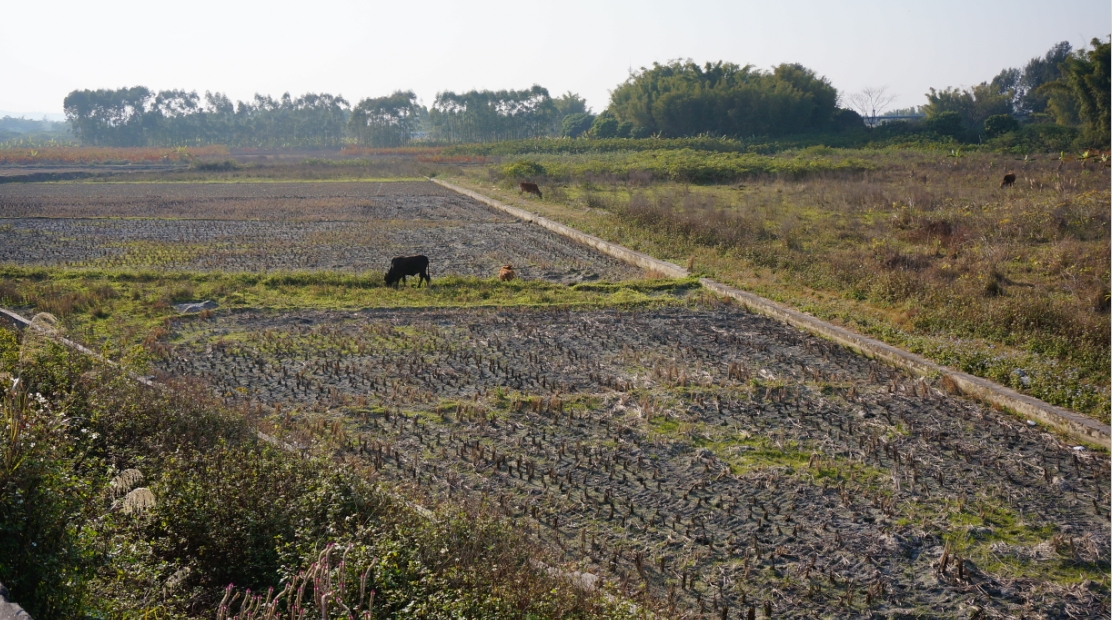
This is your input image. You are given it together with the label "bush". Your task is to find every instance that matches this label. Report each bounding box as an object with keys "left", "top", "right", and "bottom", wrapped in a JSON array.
[{"left": 502, "top": 159, "right": 546, "bottom": 179}]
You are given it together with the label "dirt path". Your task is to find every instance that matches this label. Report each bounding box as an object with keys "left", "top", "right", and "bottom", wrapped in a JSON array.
[{"left": 160, "top": 305, "right": 1110, "bottom": 619}]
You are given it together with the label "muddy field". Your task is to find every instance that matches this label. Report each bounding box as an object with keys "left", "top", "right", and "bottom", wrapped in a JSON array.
[
  {"left": 0, "top": 181, "right": 639, "bottom": 282},
  {"left": 157, "top": 304, "right": 1110, "bottom": 619}
]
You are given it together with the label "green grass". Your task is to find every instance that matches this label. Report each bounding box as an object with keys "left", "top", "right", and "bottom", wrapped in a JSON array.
[{"left": 0, "top": 267, "right": 702, "bottom": 361}]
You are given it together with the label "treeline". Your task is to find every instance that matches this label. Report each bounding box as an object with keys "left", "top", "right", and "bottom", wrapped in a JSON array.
[
  {"left": 0, "top": 116, "right": 71, "bottom": 145},
  {"left": 61, "top": 38, "right": 1109, "bottom": 149},
  {"left": 914, "top": 38, "right": 1109, "bottom": 146},
  {"left": 63, "top": 88, "right": 349, "bottom": 148}
]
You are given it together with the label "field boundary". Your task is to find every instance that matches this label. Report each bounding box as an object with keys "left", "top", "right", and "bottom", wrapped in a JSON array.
[{"left": 432, "top": 177, "right": 1111, "bottom": 449}]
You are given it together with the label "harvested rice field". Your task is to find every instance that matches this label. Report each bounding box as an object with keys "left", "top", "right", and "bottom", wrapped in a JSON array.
[
  {"left": 0, "top": 181, "right": 639, "bottom": 283},
  {"left": 157, "top": 304, "right": 1110, "bottom": 619}
]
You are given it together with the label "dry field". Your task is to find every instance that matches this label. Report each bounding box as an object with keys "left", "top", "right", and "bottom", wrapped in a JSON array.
[
  {"left": 3, "top": 177, "right": 1107, "bottom": 618},
  {"left": 158, "top": 304, "right": 1109, "bottom": 619},
  {"left": 0, "top": 181, "right": 638, "bottom": 282}
]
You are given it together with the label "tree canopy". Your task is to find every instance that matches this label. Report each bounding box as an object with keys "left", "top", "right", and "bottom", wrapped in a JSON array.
[
  {"left": 427, "top": 86, "right": 557, "bottom": 143},
  {"left": 605, "top": 60, "right": 842, "bottom": 138},
  {"left": 349, "top": 91, "right": 422, "bottom": 147},
  {"left": 63, "top": 87, "right": 349, "bottom": 147}
]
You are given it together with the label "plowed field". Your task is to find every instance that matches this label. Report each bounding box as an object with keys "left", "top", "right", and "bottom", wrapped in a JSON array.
[{"left": 158, "top": 304, "right": 1110, "bottom": 619}]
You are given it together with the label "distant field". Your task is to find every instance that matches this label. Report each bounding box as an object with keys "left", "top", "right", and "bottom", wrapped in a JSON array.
[{"left": 0, "top": 180, "right": 638, "bottom": 283}]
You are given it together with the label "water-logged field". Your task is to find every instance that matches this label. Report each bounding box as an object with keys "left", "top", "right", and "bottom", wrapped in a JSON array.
[{"left": 0, "top": 181, "right": 639, "bottom": 283}]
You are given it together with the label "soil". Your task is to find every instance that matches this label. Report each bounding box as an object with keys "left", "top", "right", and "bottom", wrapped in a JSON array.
[
  {"left": 0, "top": 181, "right": 639, "bottom": 283},
  {"left": 158, "top": 304, "right": 1111, "bottom": 619}
]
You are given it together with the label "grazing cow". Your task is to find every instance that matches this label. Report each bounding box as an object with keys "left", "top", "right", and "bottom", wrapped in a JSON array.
[
  {"left": 385, "top": 255, "right": 430, "bottom": 289},
  {"left": 1000, "top": 173, "right": 1016, "bottom": 188},
  {"left": 498, "top": 265, "right": 516, "bottom": 282},
  {"left": 519, "top": 182, "right": 542, "bottom": 198}
]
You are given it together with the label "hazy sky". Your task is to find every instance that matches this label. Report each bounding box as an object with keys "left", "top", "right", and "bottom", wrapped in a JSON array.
[{"left": 2, "top": 0, "right": 1108, "bottom": 119}]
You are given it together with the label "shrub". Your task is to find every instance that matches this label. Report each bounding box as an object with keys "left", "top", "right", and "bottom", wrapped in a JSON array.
[{"left": 502, "top": 159, "right": 546, "bottom": 179}]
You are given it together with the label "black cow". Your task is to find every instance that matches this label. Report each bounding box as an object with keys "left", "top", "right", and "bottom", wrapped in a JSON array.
[{"left": 385, "top": 255, "right": 431, "bottom": 289}]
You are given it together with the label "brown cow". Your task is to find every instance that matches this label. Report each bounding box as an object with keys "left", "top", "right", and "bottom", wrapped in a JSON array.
[
  {"left": 519, "top": 182, "right": 542, "bottom": 198},
  {"left": 498, "top": 265, "right": 516, "bottom": 282},
  {"left": 1000, "top": 173, "right": 1016, "bottom": 188}
]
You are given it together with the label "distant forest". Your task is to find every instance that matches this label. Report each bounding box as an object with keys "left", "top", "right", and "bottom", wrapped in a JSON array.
[{"left": 50, "top": 37, "right": 1110, "bottom": 149}]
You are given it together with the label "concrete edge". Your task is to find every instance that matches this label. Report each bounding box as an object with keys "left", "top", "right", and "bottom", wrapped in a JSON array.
[{"left": 431, "top": 178, "right": 1110, "bottom": 449}]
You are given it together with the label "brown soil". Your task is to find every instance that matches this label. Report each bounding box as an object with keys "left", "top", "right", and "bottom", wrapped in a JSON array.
[{"left": 158, "top": 305, "right": 1111, "bottom": 619}]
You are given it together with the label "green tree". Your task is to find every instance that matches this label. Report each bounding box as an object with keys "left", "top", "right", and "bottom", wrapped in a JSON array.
[
  {"left": 991, "top": 41, "right": 1073, "bottom": 118},
  {"left": 606, "top": 59, "right": 839, "bottom": 138},
  {"left": 923, "top": 83, "right": 1012, "bottom": 136},
  {"left": 983, "top": 114, "right": 1020, "bottom": 138},
  {"left": 560, "top": 112, "right": 594, "bottom": 138},
  {"left": 63, "top": 87, "right": 153, "bottom": 146},
  {"left": 349, "top": 91, "right": 422, "bottom": 147},
  {"left": 590, "top": 112, "right": 619, "bottom": 138},
  {"left": 428, "top": 86, "right": 556, "bottom": 143},
  {"left": 1040, "top": 38, "right": 1111, "bottom": 139}
]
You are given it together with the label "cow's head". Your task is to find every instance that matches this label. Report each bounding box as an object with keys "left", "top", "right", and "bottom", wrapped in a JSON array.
[{"left": 384, "top": 268, "right": 401, "bottom": 288}]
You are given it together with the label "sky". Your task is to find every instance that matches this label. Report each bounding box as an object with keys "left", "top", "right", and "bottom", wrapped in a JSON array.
[{"left": 1, "top": 0, "right": 1108, "bottom": 120}]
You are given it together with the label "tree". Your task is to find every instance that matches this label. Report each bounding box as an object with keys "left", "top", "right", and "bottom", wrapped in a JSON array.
[
  {"left": 924, "top": 83, "right": 1012, "bottom": 136},
  {"left": 64, "top": 87, "right": 153, "bottom": 146},
  {"left": 428, "top": 86, "right": 556, "bottom": 143},
  {"left": 1040, "top": 38, "right": 1110, "bottom": 139},
  {"left": 590, "top": 112, "right": 619, "bottom": 138},
  {"left": 847, "top": 86, "right": 897, "bottom": 126},
  {"left": 606, "top": 59, "right": 839, "bottom": 139},
  {"left": 349, "top": 91, "right": 422, "bottom": 147},
  {"left": 991, "top": 41, "right": 1073, "bottom": 118},
  {"left": 983, "top": 114, "right": 1019, "bottom": 138},
  {"left": 560, "top": 112, "right": 594, "bottom": 138}
]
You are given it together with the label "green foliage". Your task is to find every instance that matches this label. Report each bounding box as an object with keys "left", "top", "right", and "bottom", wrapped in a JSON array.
[
  {"left": 1041, "top": 38, "right": 1111, "bottom": 141},
  {"left": 607, "top": 60, "right": 840, "bottom": 138},
  {"left": 0, "top": 364, "right": 94, "bottom": 620},
  {"left": 502, "top": 159, "right": 547, "bottom": 179},
  {"left": 63, "top": 87, "right": 351, "bottom": 148},
  {"left": 0, "top": 334, "right": 634, "bottom": 618},
  {"left": 924, "top": 83, "right": 1013, "bottom": 136},
  {"left": 590, "top": 113, "right": 619, "bottom": 139},
  {"left": 190, "top": 159, "right": 241, "bottom": 172},
  {"left": 348, "top": 90, "right": 422, "bottom": 147},
  {"left": 428, "top": 86, "right": 557, "bottom": 143},
  {"left": 983, "top": 114, "right": 1020, "bottom": 138},
  {"left": 921, "top": 111, "right": 964, "bottom": 138},
  {"left": 560, "top": 112, "right": 595, "bottom": 138},
  {"left": 991, "top": 41, "right": 1073, "bottom": 117}
]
